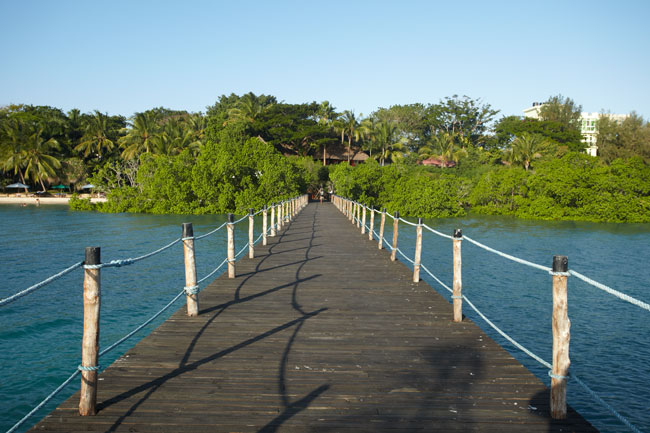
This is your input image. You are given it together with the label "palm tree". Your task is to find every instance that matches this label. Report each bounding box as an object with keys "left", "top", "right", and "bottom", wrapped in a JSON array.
[
  {"left": 22, "top": 128, "right": 62, "bottom": 191},
  {"left": 225, "top": 93, "right": 275, "bottom": 125},
  {"left": 120, "top": 111, "right": 160, "bottom": 160},
  {"left": 340, "top": 110, "right": 359, "bottom": 163},
  {"left": 152, "top": 119, "right": 202, "bottom": 156},
  {"left": 434, "top": 132, "right": 467, "bottom": 167},
  {"left": 316, "top": 101, "right": 336, "bottom": 165},
  {"left": 76, "top": 111, "right": 116, "bottom": 160},
  {"left": 1, "top": 117, "right": 30, "bottom": 190},
  {"left": 375, "top": 121, "right": 407, "bottom": 166},
  {"left": 359, "top": 117, "right": 386, "bottom": 160},
  {"left": 506, "top": 132, "right": 548, "bottom": 171},
  {"left": 187, "top": 113, "right": 207, "bottom": 144}
]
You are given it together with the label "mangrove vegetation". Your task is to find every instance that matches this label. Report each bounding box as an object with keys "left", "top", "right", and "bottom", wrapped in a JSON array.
[{"left": 2, "top": 93, "right": 649, "bottom": 222}]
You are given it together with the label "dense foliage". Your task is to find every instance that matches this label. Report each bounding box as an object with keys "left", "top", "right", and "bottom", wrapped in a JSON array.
[
  {"left": 334, "top": 154, "right": 650, "bottom": 222},
  {"left": 4, "top": 93, "right": 650, "bottom": 222}
]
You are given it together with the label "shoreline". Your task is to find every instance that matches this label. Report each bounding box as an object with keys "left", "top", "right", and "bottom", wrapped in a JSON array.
[{"left": 0, "top": 196, "right": 107, "bottom": 205}]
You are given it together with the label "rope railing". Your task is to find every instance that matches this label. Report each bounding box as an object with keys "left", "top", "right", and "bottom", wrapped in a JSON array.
[
  {"left": 5, "top": 194, "right": 310, "bottom": 433},
  {"left": 463, "top": 235, "right": 552, "bottom": 273},
  {"left": 0, "top": 261, "right": 83, "bottom": 307},
  {"left": 331, "top": 194, "right": 646, "bottom": 433}
]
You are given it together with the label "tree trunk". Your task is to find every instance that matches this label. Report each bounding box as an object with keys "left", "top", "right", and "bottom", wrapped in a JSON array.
[
  {"left": 323, "top": 144, "right": 327, "bottom": 166},
  {"left": 348, "top": 136, "right": 352, "bottom": 163},
  {"left": 18, "top": 169, "right": 29, "bottom": 193}
]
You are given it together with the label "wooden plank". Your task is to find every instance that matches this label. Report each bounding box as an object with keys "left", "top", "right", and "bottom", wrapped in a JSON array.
[{"left": 29, "top": 202, "right": 597, "bottom": 433}]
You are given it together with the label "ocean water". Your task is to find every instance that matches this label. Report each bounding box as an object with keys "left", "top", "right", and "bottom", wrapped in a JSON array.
[{"left": 1, "top": 204, "right": 649, "bottom": 433}]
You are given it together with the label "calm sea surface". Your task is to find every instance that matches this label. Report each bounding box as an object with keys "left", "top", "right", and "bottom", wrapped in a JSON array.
[{"left": 1, "top": 204, "right": 649, "bottom": 433}]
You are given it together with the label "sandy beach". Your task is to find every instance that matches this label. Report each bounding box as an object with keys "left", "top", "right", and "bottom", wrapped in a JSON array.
[{"left": 0, "top": 195, "right": 107, "bottom": 205}]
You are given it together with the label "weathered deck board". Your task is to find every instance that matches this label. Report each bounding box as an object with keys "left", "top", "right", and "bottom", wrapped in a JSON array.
[{"left": 30, "top": 202, "right": 597, "bottom": 432}]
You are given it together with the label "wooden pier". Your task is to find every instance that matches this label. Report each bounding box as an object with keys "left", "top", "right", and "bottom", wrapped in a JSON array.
[{"left": 30, "top": 202, "right": 597, "bottom": 432}]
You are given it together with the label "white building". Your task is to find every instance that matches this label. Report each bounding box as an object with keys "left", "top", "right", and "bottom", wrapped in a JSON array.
[{"left": 523, "top": 103, "right": 628, "bottom": 156}]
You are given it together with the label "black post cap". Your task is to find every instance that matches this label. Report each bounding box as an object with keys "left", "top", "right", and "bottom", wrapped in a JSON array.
[
  {"left": 453, "top": 229, "right": 463, "bottom": 238},
  {"left": 394, "top": 211, "right": 399, "bottom": 218},
  {"left": 382, "top": 207, "right": 386, "bottom": 212},
  {"left": 418, "top": 217, "right": 422, "bottom": 225},
  {"left": 227, "top": 213, "right": 234, "bottom": 223},
  {"left": 85, "top": 247, "right": 100, "bottom": 265},
  {"left": 249, "top": 208, "right": 254, "bottom": 215},
  {"left": 182, "top": 222, "right": 193, "bottom": 238},
  {"left": 553, "top": 255, "right": 569, "bottom": 272}
]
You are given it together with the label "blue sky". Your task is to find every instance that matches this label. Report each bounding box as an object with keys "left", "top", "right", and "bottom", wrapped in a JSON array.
[{"left": 1, "top": 0, "right": 649, "bottom": 120}]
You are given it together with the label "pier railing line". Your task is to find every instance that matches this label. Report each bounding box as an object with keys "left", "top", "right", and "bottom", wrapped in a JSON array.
[
  {"left": 332, "top": 194, "right": 645, "bottom": 433},
  {"left": 3, "top": 195, "right": 309, "bottom": 433}
]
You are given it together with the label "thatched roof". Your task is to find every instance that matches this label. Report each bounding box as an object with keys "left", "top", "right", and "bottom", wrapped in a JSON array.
[
  {"left": 420, "top": 157, "right": 456, "bottom": 168},
  {"left": 314, "top": 143, "right": 369, "bottom": 162}
]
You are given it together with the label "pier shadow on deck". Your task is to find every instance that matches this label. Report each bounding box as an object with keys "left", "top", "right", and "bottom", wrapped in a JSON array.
[{"left": 30, "top": 202, "right": 597, "bottom": 432}]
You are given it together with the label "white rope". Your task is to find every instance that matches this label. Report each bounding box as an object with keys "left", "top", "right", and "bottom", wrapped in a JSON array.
[
  {"left": 235, "top": 243, "right": 248, "bottom": 258},
  {"left": 420, "top": 264, "right": 453, "bottom": 293},
  {"left": 570, "top": 270, "right": 650, "bottom": 312},
  {"left": 129, "top": 238, "right": 182, "bottom": 263},
  {"left": 6, "top": 369, "right": 80, "bottom": 433},
  {"left": 422, "top": 224, "right": 454, "bottom": 240},
  {"left": 463, "top": 235, "right": 551, "bottom": 272},
  {"left": 398, "top": 217, "right": 419, "bottom": 227},
  {"left": 571, "top": 374, "right": 643, "bottom": 433},
  {"left": 99, "top": 289, "right": 185, "bottom": 357},
  {"left": 396, "top": 248, "right": 415, "bottom": 265},
  {"left": 232, "top": 214, "right": 248, "bottom": 224},
  {"left": 194, "top": 221, "right": 227, "bottom": 240},
  {"left": 0, "top": 261, "right": 83, "bottom": 307},
  {"left": 197, "top": 258, "right": 229, "bottom": 284}
]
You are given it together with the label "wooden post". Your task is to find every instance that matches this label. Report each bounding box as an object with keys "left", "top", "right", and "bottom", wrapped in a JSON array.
[
  {"left": 551, "top": 255, "right": 570, "bottom": 419},
  {"left": 262, "top": 205, "right": 268, "bottom": 246},
  {"left": 270, "top": 202, "right": 276, "bottom": 237},
  {"left": 278, "top": 201, "right": 283, "bottom": 230},
  {"left": 361, "top": 205, "right": 367, "bottom": 234},
  {"left": 390, "top": 212, "right": 399, "bottom": 261},
  {"left": 378, "top": 208, "right": 386, "bottom": 250},
  {"left": 452, "top": 229, "right": 463, "bottom": 322},
  {"left": 356, "top": 203, "right": 361, "bottom": 228},
  {"left": 349, "top": 201, "right": 353, "bottom": 222},
  {"left": 182, "top": 223, "right": 199, "bottom": 317},
  {"left": 369, "top": 207, "right": 374, "bottom": 241},
  {"left": 79, "top": 246, "right": 100, "bottom": 416},
  {"left": 227, "top": 213, "right": 235, "bottom": 278},
  {"left": 248, "top": 208, "right": 254, "bottom": 259},
  {"left": 413, "top": 218, "right": 423, "bottom": 282}
]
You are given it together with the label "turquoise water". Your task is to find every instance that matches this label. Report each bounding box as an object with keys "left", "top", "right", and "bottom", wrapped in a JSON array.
[{"left": 1, "top": 204, "right": 649, "bottom": 433}]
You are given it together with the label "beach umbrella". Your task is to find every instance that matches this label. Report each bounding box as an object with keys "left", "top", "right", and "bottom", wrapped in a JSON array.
[
  {"left": 6, "top": 182, "right": 30, "bottom": 189},
  {"left": 52, "top": 184, "right": 68, "bottom": 190},
  {"left": 81, "top": 184, "right": 95, "bottom": 189}
]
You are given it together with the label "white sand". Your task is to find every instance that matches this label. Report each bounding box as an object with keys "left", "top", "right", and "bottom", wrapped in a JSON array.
[{"left": 0, "top": 195, "right": 107, "bottom": 205}]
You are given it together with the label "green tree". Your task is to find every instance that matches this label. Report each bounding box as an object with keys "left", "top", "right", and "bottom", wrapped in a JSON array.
[
  {"left": 315, "top": 101, "right": 337, "bottom": 165},
  {"left": 597, "top": 112, "right": 650, "bottom": 164},
  {"left": 424, "top": 95, "right": 499, "bottom": 147},
  {"left": 538, "top": 94, "right": 582, "bottom": 129},
  {"left": 374, "top": 121, "right": 407, "bottom": 166},
  {"left": 492, "top": 115, "right": 583, "bottom": 152},
  {"left": 504, "top": 132, "right": 551, "bottom": 171},
  {"left": 224, "top": 92, "right": 276, "bottom": 126},
  {"left": 22, "top": 128, "right": 61, "bottom": 191},
  {"left": 339, "top": 110, "right": 359, "bottom": 163},
  {"left": 76, "top": 110, "right": 117, "bottom": 160},
  {"left": 120, "top": 111, "right": 160, "bottom": 160},
  {"left": 1, "top": 117, "right": 30, "bottom": 188}
]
